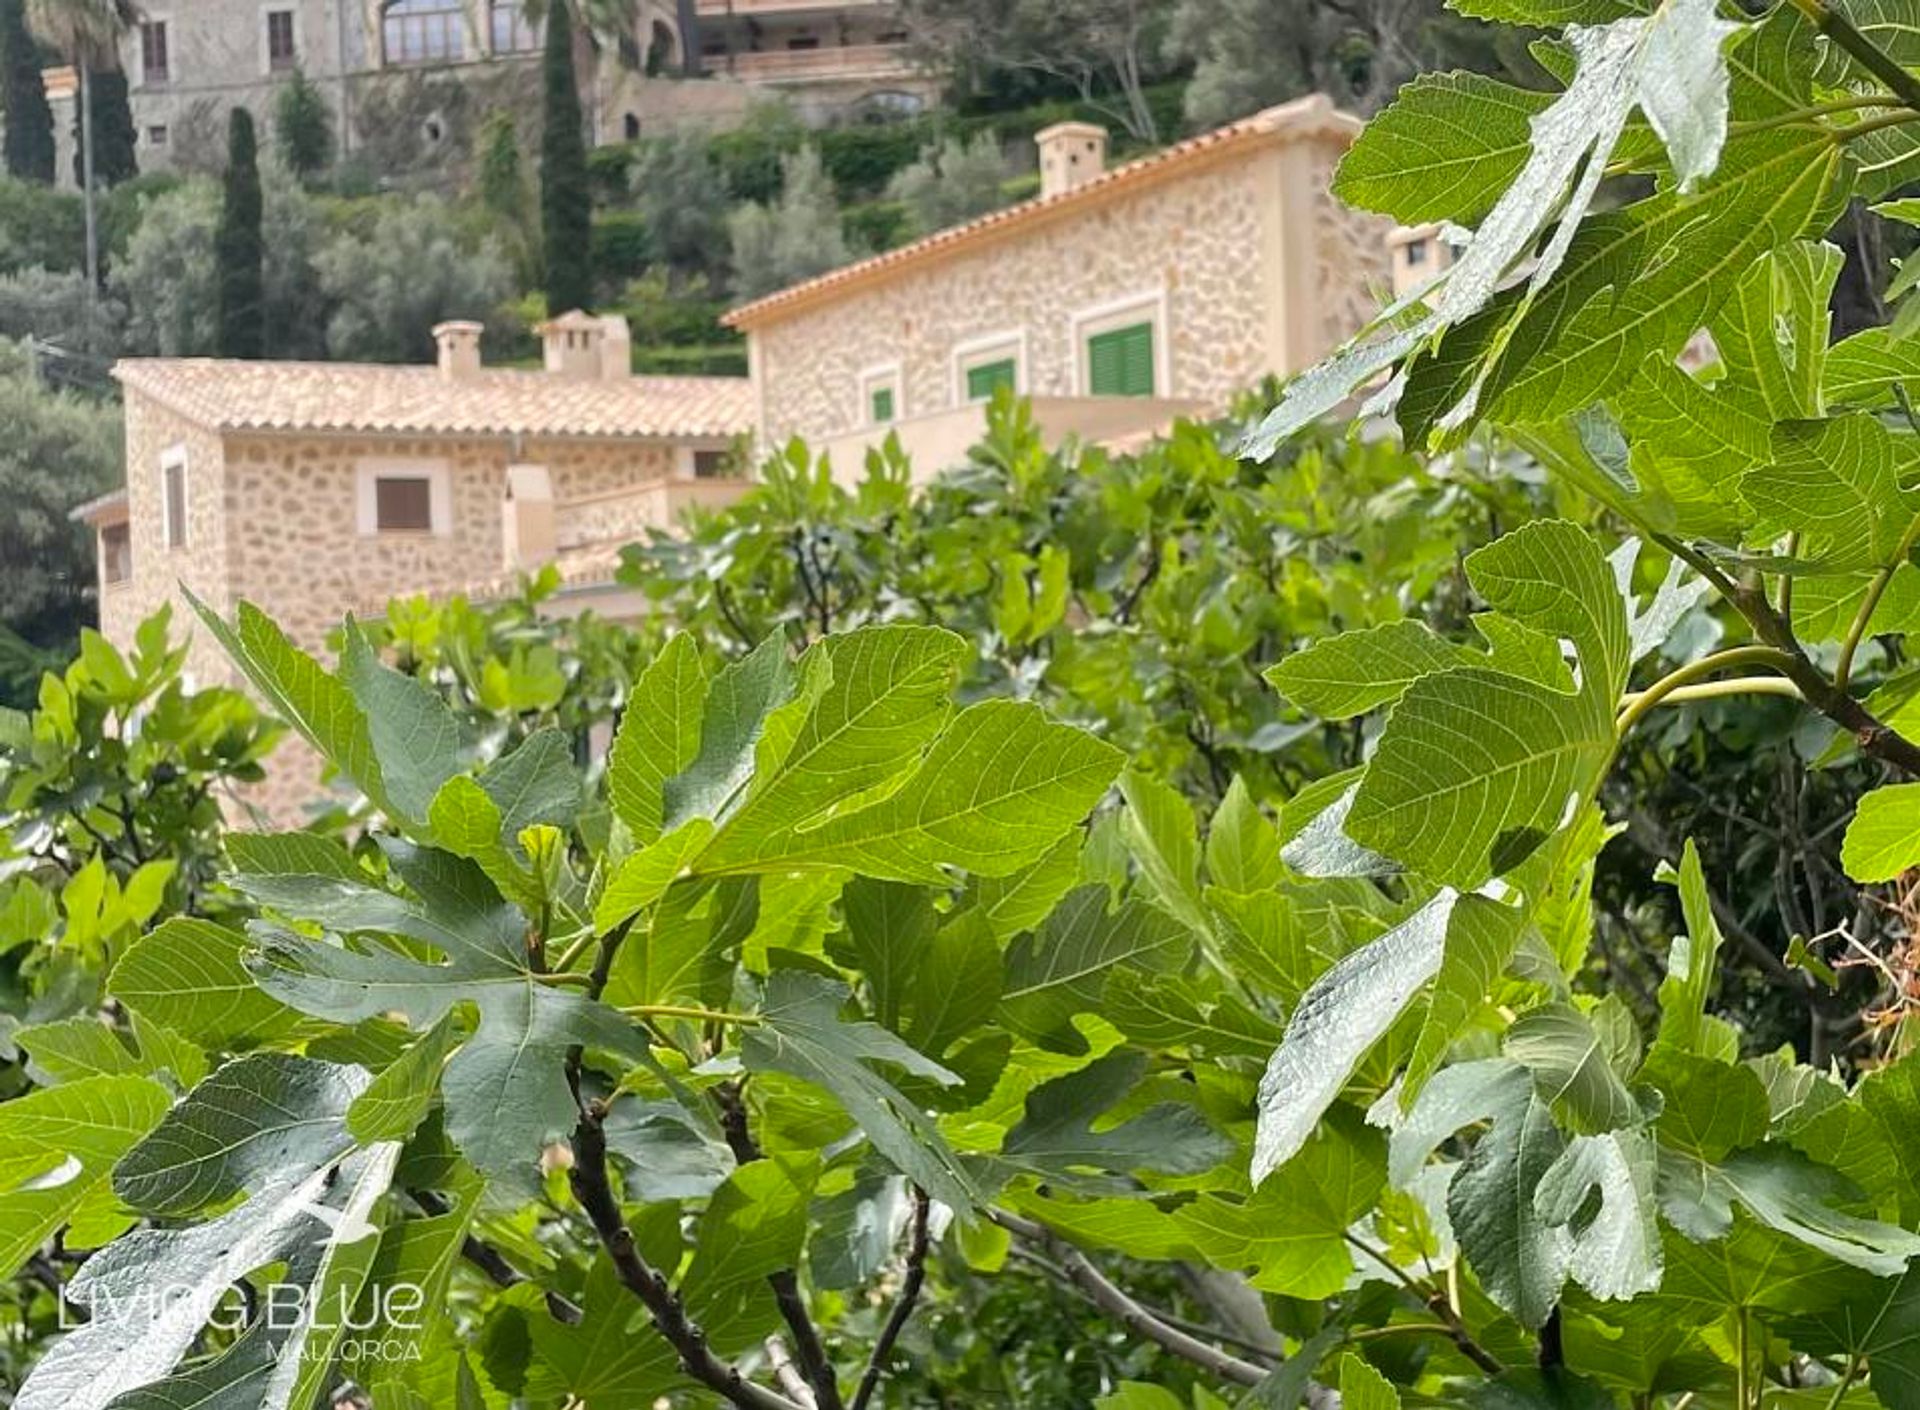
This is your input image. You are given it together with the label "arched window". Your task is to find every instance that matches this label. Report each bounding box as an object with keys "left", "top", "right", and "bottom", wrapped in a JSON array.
[
  {"left": 488, "top": 1, "right": 540, "bottom": 54},
  {"left": 644, "top": 19, "right": 677, "bottom": 75},
  {"left": 383, "top": 0, "right": 466, "bottom": 65}
]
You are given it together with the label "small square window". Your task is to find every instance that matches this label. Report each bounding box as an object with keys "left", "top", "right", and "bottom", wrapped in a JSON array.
[
  {"left": 146, "top": 125, "right": 169, "bottom": 146},
  {"left": 374, "top": 476, "right": 434, "bottom": 532},
  {"left": 1404, "top": 238, "right": 1429, "bottom": 267},
  {"left": 692, "top": 450, "right": 730, "bottom": 479}
]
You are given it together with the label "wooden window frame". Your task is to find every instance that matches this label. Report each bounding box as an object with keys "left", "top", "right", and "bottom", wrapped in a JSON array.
[
  {"left": 356, "top": 459, "right": 451, "bottom": 537},
  {"left": 1071, "top": 289, "right": 1169, "bottom": 399},
  {"left": 951, "top": 331, "right": 1025, "bottom": 406},
  {"left": 858, "top": 361, "right": 902, "bottom": 427}
]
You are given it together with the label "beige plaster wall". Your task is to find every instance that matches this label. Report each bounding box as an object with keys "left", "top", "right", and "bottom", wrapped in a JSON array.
[{"left": 748, "top": 133, "right": 1393, "bottom": 451}]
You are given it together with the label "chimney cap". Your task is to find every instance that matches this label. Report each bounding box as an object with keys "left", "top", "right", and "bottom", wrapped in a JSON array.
[
  {"left": 536, "top": 309, "right": 601, "bottom": 333},
  {"left": 1035, "top": 120, "right": 1108, "bottom": 142}
]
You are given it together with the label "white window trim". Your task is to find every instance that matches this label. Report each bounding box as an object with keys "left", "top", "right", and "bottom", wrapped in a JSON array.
[
  {"left": 261, "top": 4, "right": 297, "bottom": 74},
  {"left": 356, "top": 458, "right": 452, "bottom": 537},
  {"left": 951, "top": 329, "right": 1027, "bottom": 405},
  {"left": 857, "top": 360, "right": 903, "bottom": 426},
  {"left": 1070, "top": 287, "right": 1170, "bottom": 397},
  {"left": 137, "top": 12, "right": 172, "bottom": 86},
  {"left": 159, "top": 444, "right": 188, "bottom": 551}
]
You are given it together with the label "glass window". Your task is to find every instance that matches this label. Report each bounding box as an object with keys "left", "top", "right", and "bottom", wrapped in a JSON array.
[
  {"left": 383, "top": 0, "right": 466, "bottom": 65},
  {"left": 965, "top": 358, "right": 1016, "bottom": 402},
  {"left": 1404, "top": 238, "right": 1429, "bottom": 267},
  {"left": 488, "top": 1, "right": 540, "bottom": 54},
  {"left": 374, "top": 475, "right": 434, "bottom": 532},
  {"left": 1087, "top": 322, "right": 1154, "bottom": 397},
  {"left": 266, "top": 10, "right": 296, "bottom": 69},
  {"left": 692, "top": 450, "right": 731, "bottom": 479},
  {"left": 139, "top": 20, "right": 169, "bottom": 83}
]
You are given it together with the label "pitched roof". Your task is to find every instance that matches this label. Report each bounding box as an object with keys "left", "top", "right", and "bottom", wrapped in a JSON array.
[
  {"left": 112, "top": 360, "right": 754, "bottom": 442},
  {"left": 723, "top": 94, "right": 1360, "bottom": 330}
]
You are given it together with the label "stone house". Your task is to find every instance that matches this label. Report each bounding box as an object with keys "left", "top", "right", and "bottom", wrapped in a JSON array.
[
  {"left": 75, "top": 314, "right": 750, "bottom": 809},
  {"left": 41, "top": 0, "right": 928, "bottom": 185},
  {"left": 723, "top": 95, "right": 1393, "bottom": 482}
]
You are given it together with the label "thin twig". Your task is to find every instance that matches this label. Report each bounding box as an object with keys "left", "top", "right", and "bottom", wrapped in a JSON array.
[
  {"left": 1342, "top": 1233, "right": 1504, "bottom": 1376},
  {"left": 989, "top": 1208, "right": 1271, "bottom": 1388},
  {"left": 570, "top": 1101, "right": 802, "bottom": 1410},
  {"left": 850, "top": 1187, "right": 934, "bottom": 1410},
  {"left": 718, "top": 1083, "right": 847, "bottom": 1410},
  {"left": 766, "top": 1337, "right": 820, "bottom": 1409},
  {"left": 408, "top": 1189, "right": 582, "bottom": 1324}
]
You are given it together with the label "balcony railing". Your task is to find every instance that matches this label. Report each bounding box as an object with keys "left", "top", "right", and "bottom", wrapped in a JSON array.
[
  {"left": 709, "top": 41, "right": 916, "bottom": 82},
  {"left": 554, "top": 475, "right": 749, "bottom": 552}
]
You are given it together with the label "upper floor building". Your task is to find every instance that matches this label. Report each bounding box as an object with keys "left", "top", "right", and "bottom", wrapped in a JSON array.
[
  {"left": 723, "top": 97, "right": 1392, "bottom": 482},
  {"left": 50, "top": 0, "right": 928, "bottom": 186},
  {"left": 77, "top": 315, "right": 750, "bottom": 805}
]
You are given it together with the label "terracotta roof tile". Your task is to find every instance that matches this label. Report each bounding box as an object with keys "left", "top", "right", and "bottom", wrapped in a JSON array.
[
  {"left": 723, "top": 94, "right": 1360, "bottom": 329},
  {"left": 112, "top": 359, "right": 754, "bottom": 442}
]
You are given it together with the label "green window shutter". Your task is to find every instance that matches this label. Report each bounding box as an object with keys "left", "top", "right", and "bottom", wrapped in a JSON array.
[
  {"left": 871, "top": 385, "right": 894, "bottom": 423},
  {"left": 1088, "top": 322, "right": 1155, "bottom": 397},
  {"left": 966, "top": 358, "right": 1016, "bottom": 401}
]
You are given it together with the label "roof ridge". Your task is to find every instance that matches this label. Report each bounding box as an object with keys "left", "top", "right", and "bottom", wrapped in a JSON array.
[{"left": 723, "top": 93, "right": 1359, "bottom": 330}]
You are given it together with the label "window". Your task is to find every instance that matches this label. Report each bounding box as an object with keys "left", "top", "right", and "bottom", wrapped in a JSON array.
[
  {"left": 139, "top": 19, "right": 169, "bottom": 83},
  {"left": 146, "top": 124, "right": 169, "bottom": 147},
  {"left": 786, "top": 35, "right": 821, "bottom": 50},
  {"left": 1087, "top": 321, "right": 1155, "bottom": 397},
  {"left": 266, "top": 9, "right": 296, "bottom": 69},
  {"left": 1403, "top": 238, "right": 1429, "bottom": 267},
  {"left": 357, "top": 460, "right": 449, "bottom": 535},
  {"left": 100, "top": 523, "right": 131, "bottom": 585},
  {"left": 692, "top": 450, "right": 731, "bottom": 479},
  {"left": 160, "top": 449, "right": 187, "bottom": 550},
  {"left": 966, "top": 358, "right": 1016, "bottom": 402},
  {"left": 374, "top": 476, "right": 434, "bottom": 532},
  {"left": 382, "top": 0, "right": 465, "bottom": 65},
  {"left": 488, "top": 0, "right": 539, "bottom": 54},
  {"left": 860, "top": 365, "right": 901, "bottom": 426}
]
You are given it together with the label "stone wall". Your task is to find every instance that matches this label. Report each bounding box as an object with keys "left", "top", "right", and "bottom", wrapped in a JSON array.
[
  {"left": 104, "top": 393, "right": 238, "bottom": 693},
  {"left": 747, "top": 132, "right": 1393, "bottom": 450}
]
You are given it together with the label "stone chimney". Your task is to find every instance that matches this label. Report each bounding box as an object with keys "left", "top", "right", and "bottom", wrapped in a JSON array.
[
  {"left": 1386, "top": 224, "right": 1451, "bottom": 301},
  {"left": 433, "top": 320, "right": 484, "bottom": 381},
  {"left": 502, "top": 462, "right": 555, "bottom": 569},
  {"left": 597, "top": 314, "right": 631, "bottom": 381},
  {"left": 1036, "top": 121, "right": 1108, "bottom": 201},
  {"left": 539, "top": 310, "right": 606, "bottom": 381}
]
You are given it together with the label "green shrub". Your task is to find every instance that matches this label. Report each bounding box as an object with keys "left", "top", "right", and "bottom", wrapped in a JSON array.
[
  {"left": 840, "top": 197, "right": 911, "bottom": 252},
  {"left": 0, "top": 178, "right": 83, "bottom": 275},
  {"left": 590, "top": 210, "right": 652, "bottom": 281}
]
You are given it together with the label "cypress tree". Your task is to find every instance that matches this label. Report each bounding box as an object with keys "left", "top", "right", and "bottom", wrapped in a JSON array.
[
  {"left": 540, "top": 0, "right": 592, "bottom": 315},
  {"left": 73, "top": 64, "right": 136, "bottom": 187},
  {"left": 0, "top": 0, "right": 53, "bottom": 183},
  {"left": 214, "top": 107, "right": 265, "bottom": 359}
]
